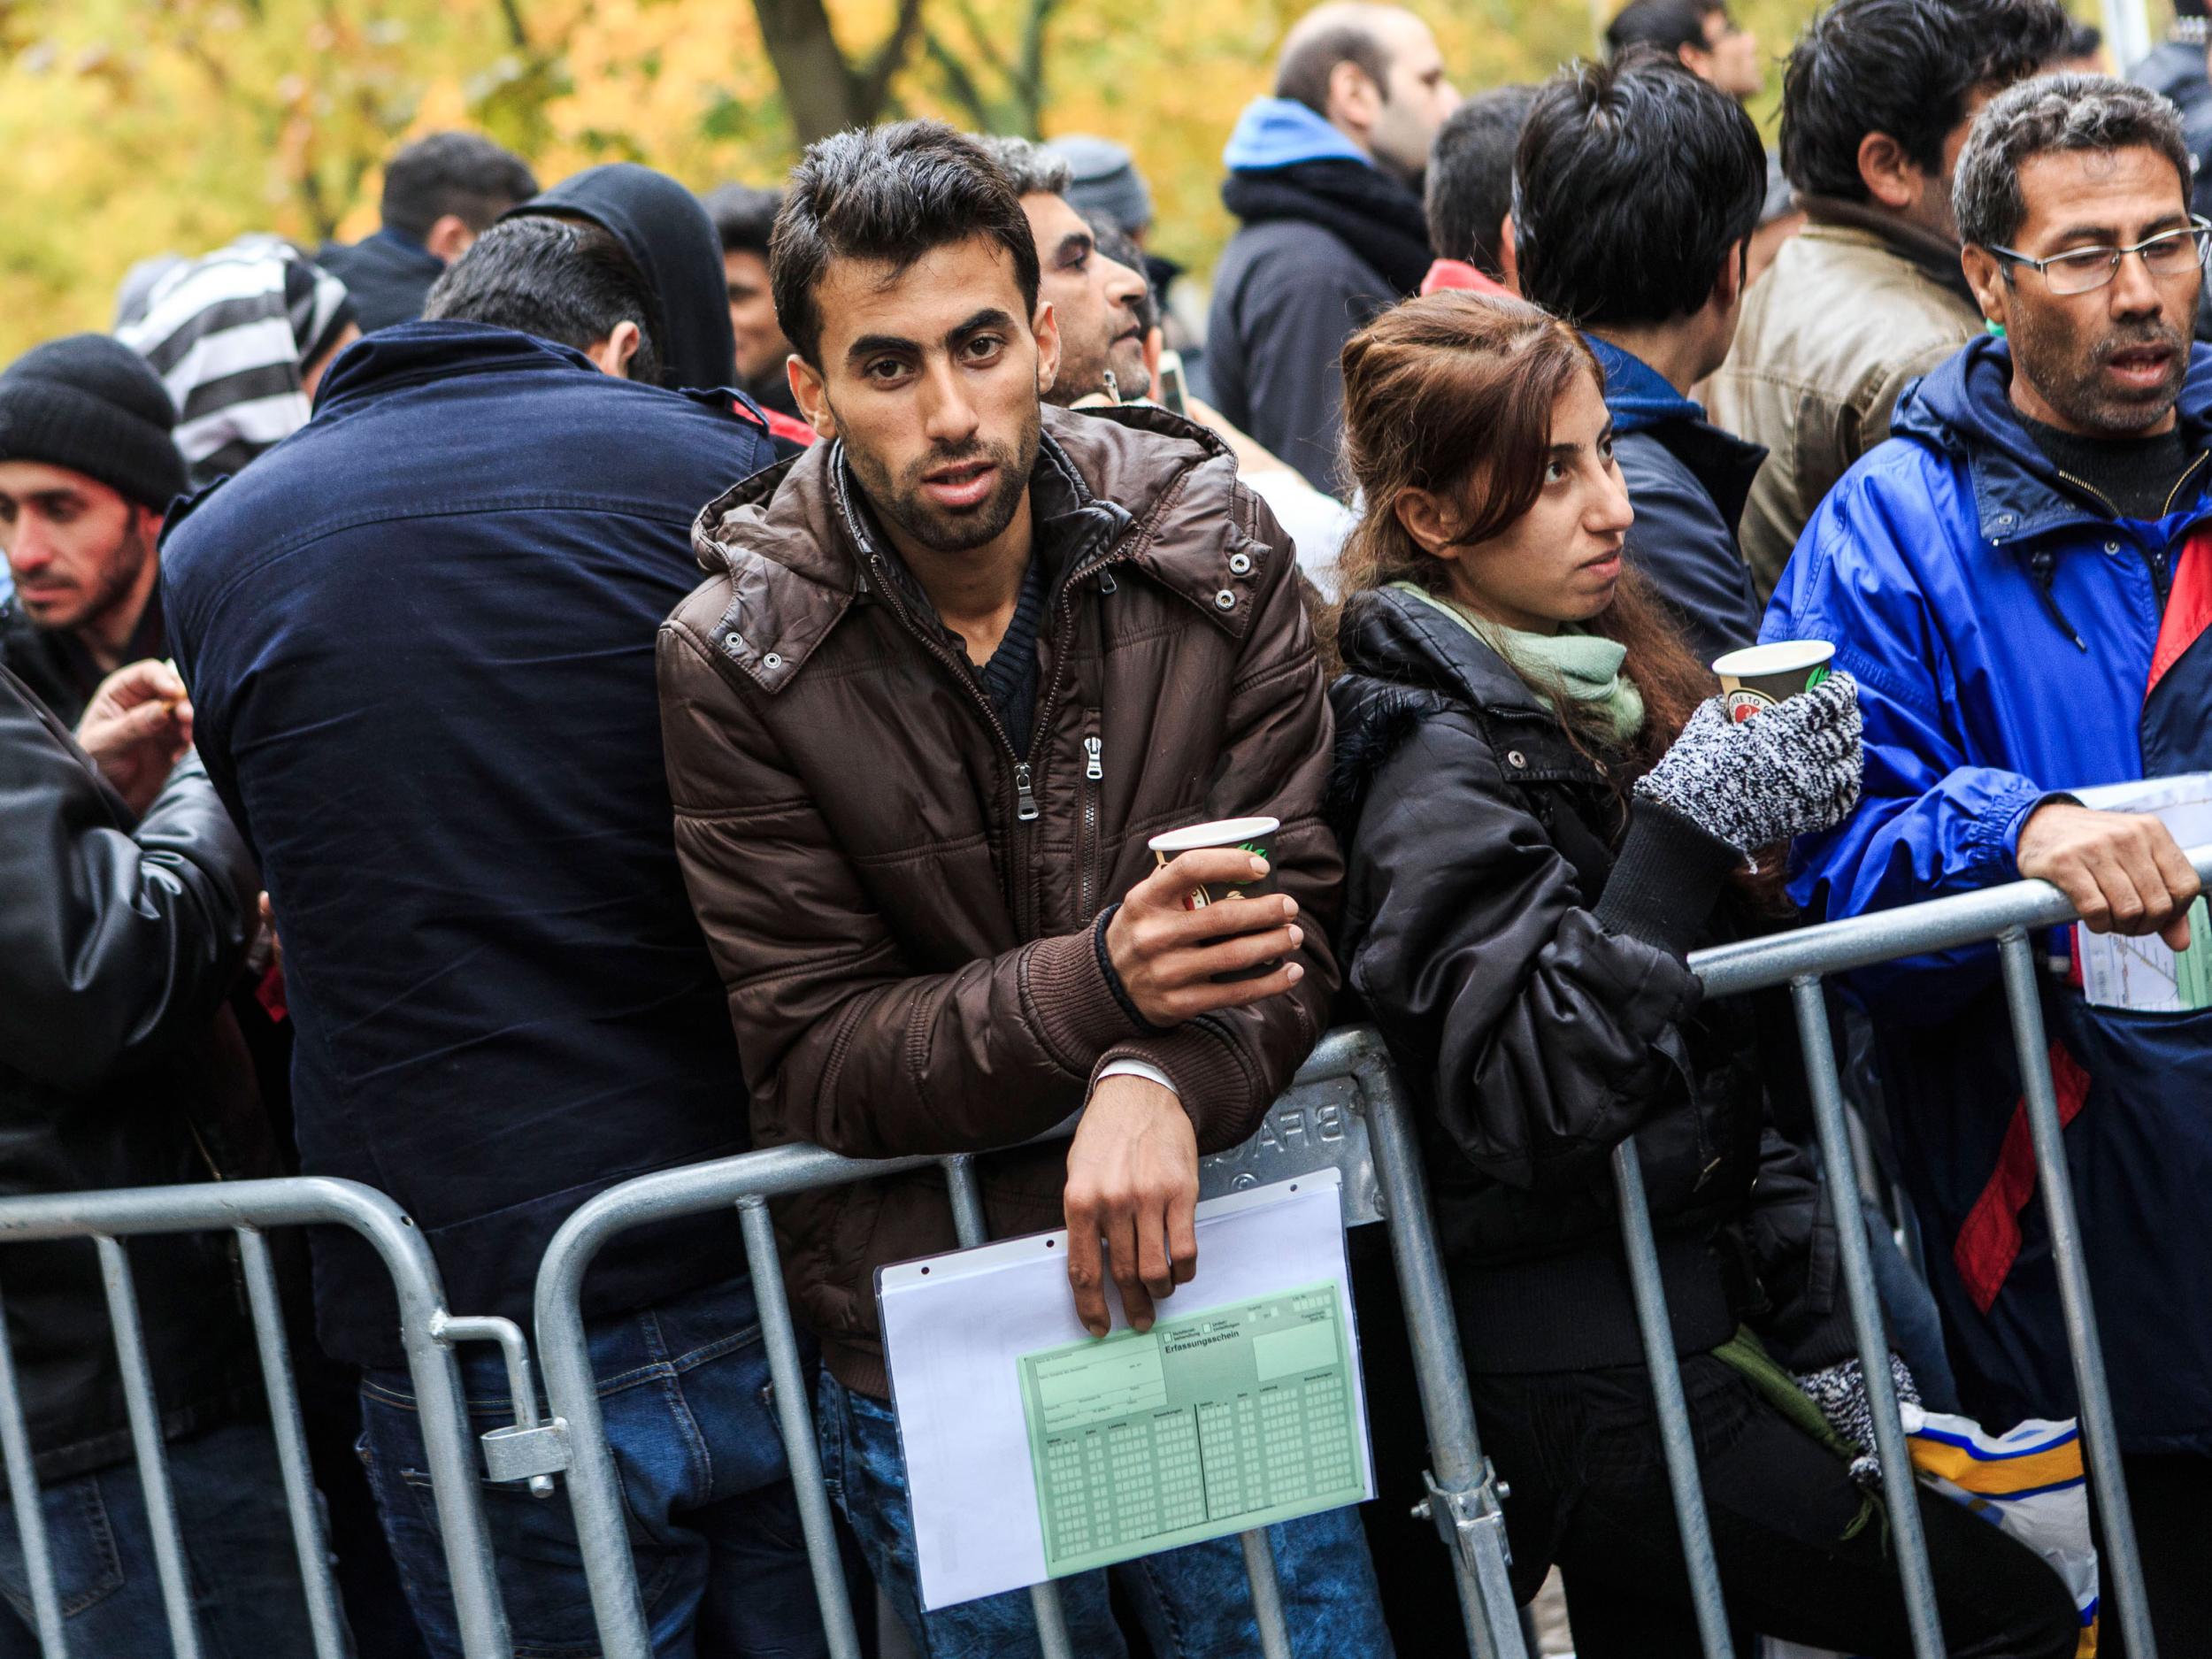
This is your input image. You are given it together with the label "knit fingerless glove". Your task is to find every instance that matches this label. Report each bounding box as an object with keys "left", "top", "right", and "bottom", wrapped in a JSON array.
[
  {"left": 1635, "top": 674, "right": 1863, "bottom": 855},
  {"left": 1794, "top": 1352, "right": 1923, "bottom": 1488}
]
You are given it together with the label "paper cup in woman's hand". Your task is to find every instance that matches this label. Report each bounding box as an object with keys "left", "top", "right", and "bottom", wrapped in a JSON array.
[{"left": 1711, "top": 641, "right": 1836, "bottom": 724}]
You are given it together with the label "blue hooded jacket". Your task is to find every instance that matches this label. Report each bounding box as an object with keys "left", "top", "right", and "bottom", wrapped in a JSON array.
[
  {"left": 161, "top": 322, "right": 780, "bottom": 1367},
  {"left": 1585, "top": 335, "right": 1763, "bottom": 663},
  {"left": 1766, "top": 333, "right": 2212, "bottom": 1452}
]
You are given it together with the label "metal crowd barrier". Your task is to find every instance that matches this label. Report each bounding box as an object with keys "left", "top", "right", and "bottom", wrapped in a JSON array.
[
  {"left": 0, "top": 1176, "right": 544, "bottom": 1659},
  {"left": 6, "top": 851, "right": 2200, "bottom": 1658},
  {"left": 1625, "top": 845, "right": 2212, "bottom": 1659},
  {"left": 531, "top": 1025, "right": 1532, "bottom": 1659}
]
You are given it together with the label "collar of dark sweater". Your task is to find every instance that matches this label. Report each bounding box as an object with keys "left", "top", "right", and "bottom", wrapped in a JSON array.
[{"left": 1221, "top": 158, "right": 1433, "bottom": 296}]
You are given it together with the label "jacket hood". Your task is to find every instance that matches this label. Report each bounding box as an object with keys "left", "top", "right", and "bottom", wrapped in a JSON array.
[
  {"left": 1326, "top": 583, "right": 1562, "bottom": 836},
  {"left": 1222, "top": 97, "right": 1374, "bottom": 173},
  {"left": 313, "top": 319, "right": 603, "bottom": 413},
  {"left": 1334, "top": 583, "right": 1552, "bottom": 718},
  {"left": 688, "top": 403, "right": 1265, "bottom": 694},
  {"left": 1586, "top": 334, "right": 1703, "bottom": 437},
  {"left": 1891, "top": 333, "right": 2212, "bottom": 547},
  {"left": 506, "top": 164, "right": 738, "bottom": 396}
]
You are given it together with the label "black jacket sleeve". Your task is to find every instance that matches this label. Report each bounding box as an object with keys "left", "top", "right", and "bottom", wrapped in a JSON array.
[
  {"left": 1342, "top": 710, "right": 1741, "bottom": 1192},
  {"left": 0, "top": 672, "right": 258, "bottom": 1093},
  {"left": 1616, "top": 432, "right": 1763, "bottom": 664},
  {"left": 1736, "top": 1127, "right": 1856, "bottom": 1371}
]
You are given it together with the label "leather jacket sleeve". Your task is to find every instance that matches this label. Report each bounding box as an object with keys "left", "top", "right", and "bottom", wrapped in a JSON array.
[
  {"left": 0, "top": 672, "right": 258, "bottom": 1094},
  {"left": 1342, "top": 710, "right": 1735, "bottom": 1192}
]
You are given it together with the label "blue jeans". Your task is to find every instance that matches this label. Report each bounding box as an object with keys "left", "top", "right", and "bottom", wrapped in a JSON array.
[
  {"left": 818, "top": 1371, "right": 1394, "bottom": 1658},
  {"left": 0, "top": 1417, "right": 329, "bottom": 1658},
  {"left": 357, "top": 1273, "right": 824, "bottom": 1659}
]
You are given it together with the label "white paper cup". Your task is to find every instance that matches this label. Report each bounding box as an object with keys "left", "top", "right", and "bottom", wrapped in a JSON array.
[
  {"left": 1711, "top": 640, "right": 1836, "bottom": 724},
  {"left": 1146, "top": 817, "right": 1282, "bottom": 981}
]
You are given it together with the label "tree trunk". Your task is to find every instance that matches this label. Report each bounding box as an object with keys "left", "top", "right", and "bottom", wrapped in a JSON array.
[
  {"left": 751, "top": 0, "right": 927, "bottom": 147},
  {"left": 751, "top": 0, "right": 864, "bottom": 143}
]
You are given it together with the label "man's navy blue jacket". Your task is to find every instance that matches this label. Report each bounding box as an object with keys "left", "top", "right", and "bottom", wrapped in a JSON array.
[
  {"left": 162, "top": 322, "right": 777, "bottom": 1366},
  {"left": 1586, "top": 335, "right": 1764, "bottom": 664}
]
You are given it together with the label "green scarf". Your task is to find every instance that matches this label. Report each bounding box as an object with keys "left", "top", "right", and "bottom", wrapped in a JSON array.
[{"left": 1388, "top": 581, "right": 1646, "bottom": 743}]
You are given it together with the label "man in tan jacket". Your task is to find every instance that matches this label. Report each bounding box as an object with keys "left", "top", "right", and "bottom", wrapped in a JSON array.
[
  {"left": 1708, "top": 0, "right": 2069, "bottom": 599},
  {"left": 657, "top": 119, "right": 1388, "bottom": 1657}
]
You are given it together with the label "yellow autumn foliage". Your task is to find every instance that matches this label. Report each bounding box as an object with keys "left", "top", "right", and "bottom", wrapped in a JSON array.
[{"left": 0, "top": 0, "right": 2107, "bottom": 360}]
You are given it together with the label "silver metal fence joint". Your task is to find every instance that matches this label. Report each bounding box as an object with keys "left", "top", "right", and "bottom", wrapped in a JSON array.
[
  {"left": 1609, "top": 1141, "right": 1733, "bottom": 1659},
  {"left": 235, "top": 1227, "right": 349, "bottom": 1659},
  {"left": 96, "top": 1233, "right": 204, "bottom": 1659},
  {"left": 738, "top": 1196, "right": 864, "bottom": 1659},
  {"left": 0, "top": 1273, "right": 66, "bottom": 1657},
  {"left": 1994, "top": 928, "right": 2158, "bottom": 1659},
  {"left": 430, "top": 1312, "right": 566, "bottom": 1497},
  {"left": 1787, "top": 976, "right": 1945, "bottom": 1659}
]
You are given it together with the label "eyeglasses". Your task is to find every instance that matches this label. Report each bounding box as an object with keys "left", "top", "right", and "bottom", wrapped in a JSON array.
[{"left": 1989, "top": 219, "right": 2212, "bottom": 296}]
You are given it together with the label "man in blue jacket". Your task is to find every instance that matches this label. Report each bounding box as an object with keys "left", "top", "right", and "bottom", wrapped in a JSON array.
[
  {"left": 161, "top": 212, "right": 822, "bottom": 1656},
  {"left": 1515, "top": 50, "right": 1766, "bottom": 662},
  {"left": 1769, "top": 76, "right": 2212, "bottom": 1647}
]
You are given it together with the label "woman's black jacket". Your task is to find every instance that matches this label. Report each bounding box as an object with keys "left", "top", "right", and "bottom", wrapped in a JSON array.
[{"left": 1329, "top": 586, "right": 1851, "bottom": 1374}]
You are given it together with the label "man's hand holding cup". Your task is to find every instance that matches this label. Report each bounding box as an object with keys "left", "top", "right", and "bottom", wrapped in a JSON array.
[{"left": 1105, "top": 818, "right": 1305, "bottom": 1023}]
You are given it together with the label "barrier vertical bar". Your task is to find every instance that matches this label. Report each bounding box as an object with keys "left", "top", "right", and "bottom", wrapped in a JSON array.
[
  {"left": 1356, "top": 1050, "right": 1526, "bottom": 1659},
  {"left": 0, "top": 1276, "right": 66, "bottom": 1657},
  {"left": 1240, "top": 1529, "right": 1293, "bottom": 1659},
  {"left": 234, "top": 1228, "right": 349, "bottom": 1658},
  {"left": 1610, "top": 1141, "right": 1732, "bottom": 1659},
  {"left": 533, "top": 1284, "right": 650, "bottom": 1657},
  {"left": 1995, "top": 929, "right": 2157, "bottom": 1659},
  {"left": 95, "top": 1234, "right": 203, "bottom": 1659},
  {"left": 738, "top": 1196, "right": 864, "bottom": 1659},
  {"left": 941, "top": 1155, "right": 1076, "bottom": 1659},
  {"left": 1788, "top": 978, "right": 1946, "bottom": 1659}
]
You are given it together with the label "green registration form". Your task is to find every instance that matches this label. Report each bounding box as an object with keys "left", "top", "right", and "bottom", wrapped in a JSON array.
[{"left": 1016, "top": 1280, "right": 1365, "bottom": 1578}]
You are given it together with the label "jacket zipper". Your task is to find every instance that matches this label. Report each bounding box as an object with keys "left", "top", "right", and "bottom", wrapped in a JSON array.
[
  {"left": 862, "top": 542, "right": 1138, "bottom": 939},
  {"left": 1079, "top": 733, "right": 1104, "bottom": 917},
  {"left": 2051, "top": 461, "right": 2208, "bottom": 611},
  {"left": 859, "top": 551, "right": 1041, "bottom": 925}
]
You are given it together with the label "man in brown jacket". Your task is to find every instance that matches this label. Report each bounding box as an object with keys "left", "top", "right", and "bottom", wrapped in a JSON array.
[
  {"left": 658, "top": 121, "right": 1389, "bottom": 1656},
  {"left": 1706, "top": 0, "right": 2069, "bottom": 600}
]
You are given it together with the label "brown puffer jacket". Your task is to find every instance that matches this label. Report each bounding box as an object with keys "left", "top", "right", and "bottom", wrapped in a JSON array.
[{"left": 659, "top": 403, "right": 1342, "bottom": 1395}]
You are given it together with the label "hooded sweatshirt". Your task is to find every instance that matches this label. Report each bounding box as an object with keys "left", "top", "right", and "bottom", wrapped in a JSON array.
[
  {"left": 506, "top": 164, "right": 739, "bottom": 395},
  {"left": 116, "top": 236, "right": 357, "bottom": 486},
  {"left": 1207, "top": 98, "right": 1432, "bottom": 492}
]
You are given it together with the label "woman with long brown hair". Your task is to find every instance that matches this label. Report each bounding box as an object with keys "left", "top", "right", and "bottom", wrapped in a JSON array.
[{"left": 1327, "top": 293, "right": 2078, "bottom": 1656}]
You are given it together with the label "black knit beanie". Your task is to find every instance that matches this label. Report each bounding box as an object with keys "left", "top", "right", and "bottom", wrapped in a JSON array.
[{"left": 0, "top": 334, "right": 188, "bottom": 514}]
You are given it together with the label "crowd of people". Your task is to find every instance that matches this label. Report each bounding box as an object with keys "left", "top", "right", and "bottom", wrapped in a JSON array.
[{"left": 5, "top": 0, "right": 2212, "bottom": 1655}]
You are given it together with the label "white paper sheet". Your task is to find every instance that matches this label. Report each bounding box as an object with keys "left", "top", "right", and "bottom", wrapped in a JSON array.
[
  {"left": 2070, "top": 774, "right": 2212, "bottom": 1012},
  {"left": 876, "top": 1171, "right": 1368, "bottom": 1610}
]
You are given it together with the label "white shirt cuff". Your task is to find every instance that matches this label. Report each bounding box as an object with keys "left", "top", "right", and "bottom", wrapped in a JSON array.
[{"left": 1094, "top": 1058, "right": 1179, "bottom": 1099}]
